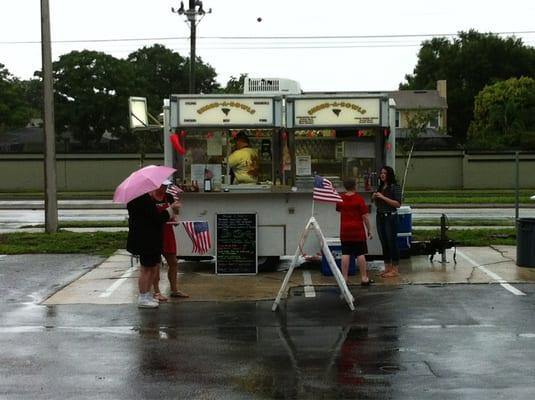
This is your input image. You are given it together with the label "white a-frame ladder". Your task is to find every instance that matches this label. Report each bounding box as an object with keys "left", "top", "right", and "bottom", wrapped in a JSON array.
[{"left": 272, "top": 216, "right": 355, "bottom": 311}]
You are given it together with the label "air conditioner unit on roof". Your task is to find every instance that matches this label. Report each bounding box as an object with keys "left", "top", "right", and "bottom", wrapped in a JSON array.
[{"left": 244, "top": 77, "right": 301, "bottom": 95}]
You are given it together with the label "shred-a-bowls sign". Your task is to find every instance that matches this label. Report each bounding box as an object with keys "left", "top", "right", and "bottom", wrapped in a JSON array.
[
  {"left": 293, "top": 98, "right": 381, "bottom": 127},
  {"left": 177, "top": 98, "right": 274, "bottom": 126}
]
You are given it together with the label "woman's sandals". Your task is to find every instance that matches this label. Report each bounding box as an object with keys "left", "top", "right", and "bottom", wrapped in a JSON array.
[
  {"left": 170, "top": 290, "right": 189, "bottom": 298},
  {"left": 153, "top": 293, "right": 168, "bottom": 302},
  {"left": 381, "top": 270, "right": 400, "bottom": 278}
]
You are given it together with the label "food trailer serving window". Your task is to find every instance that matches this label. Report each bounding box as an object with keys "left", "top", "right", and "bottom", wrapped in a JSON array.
[
  {"left": 287, "top": 95, "right": 388, "bottom": 192},
  {"left": 294, "top": 128, "right": 378, "bottom": 191},
  {"left": 168, "top": 95, "right": 284, "bottom": 191}
]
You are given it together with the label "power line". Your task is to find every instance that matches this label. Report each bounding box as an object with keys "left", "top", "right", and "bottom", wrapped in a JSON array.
[
  {"left": 200, "top": 31, "right": 535, "bottom": 40},
  {"left": 181, "top": 43, "right": 424, "bottom": 50},
  {"left": 1, "top": 30, "right": 534, "bottom": 45},
  {"left": 41, "top": 39, "right": 535, "bottom": 52}
]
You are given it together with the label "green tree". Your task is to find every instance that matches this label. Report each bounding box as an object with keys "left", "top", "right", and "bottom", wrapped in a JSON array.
[
  {"left": 217, "top": 73, "right": 248, "bottom": 94},
  {"left": 191, "top": 56, "right": 220, "bottom": 94},
  {"left": 19, "top": 77, "right": 42, "bottom": 120},
  {"left": 126, "top": 44, "right": 219, "bottom": 157},
  {"left": 468, "top": 76, "right": 535, "bottom": 149},
  {"left": 127, "top": 44, "right": 188, "bottom": 118},
  {"left": 53, "top": 50, "right": 136, "bottom": 149},
  {"left": 401, "top": 30, "right": 535, "bottom": 142},
  {"left": 0, "top": 63, "right": 33, "bottom": 132},
  {"left": 127, "top": 44, "right": 219, "bottom": 102}
]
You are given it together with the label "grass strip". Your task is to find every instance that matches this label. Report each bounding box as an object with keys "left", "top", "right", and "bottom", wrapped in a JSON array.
[
  {"left": 413, "top": 228, "right": 516, "bottom": 246},
  {"left": 405, "top": 196, "right": 534, "bottom": 204},
  {"left": 0, "top": 231, "right": 127, "bottom": 256},
  {"left": 406, "top": 189, "right": 535, "bottom": 195},
  {"left": 0, "top": 228, "right": 517, "bottom": 256},
  {"left": 413, "top": 218, "right": 514, "bottom": 227},
  {"left": 23, "top": 218, "right": 516, "bottom": 229},
  {"left": 404, "top": 189, "right": 535, "bottom": 204},
  {"left": 24, "top": 221, "right": 129, "bottom": 229}
]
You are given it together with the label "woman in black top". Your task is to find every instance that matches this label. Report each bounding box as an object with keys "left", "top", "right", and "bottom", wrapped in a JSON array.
[
  {"left": 372, "top": 166, "right": 402, "bottom": 278},
  {"left": 127, "top": 192, "right": 180, "bottom": 308}
]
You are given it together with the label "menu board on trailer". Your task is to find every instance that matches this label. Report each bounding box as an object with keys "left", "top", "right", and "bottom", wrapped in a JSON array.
[
  {"left": 292, "top": 98, "right": 381, "bottom": 127},
  {"left": 216, "top": 213, "right": 257, "bottom": 275},
  {"left": 177, "top": 97, "right": 274, "bottom": 126},
  {"left": 296, "top": 155, "right": 312, "bottom": 176}
]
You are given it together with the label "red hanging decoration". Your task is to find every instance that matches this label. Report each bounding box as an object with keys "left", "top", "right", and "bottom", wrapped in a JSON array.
[
  {"left": 180, "top": 130, "right": 187, "bottom": 137},
  {"left": 281, "top": 130, "right": 288, "bottom": 140},
  {"left": 207, "top": 132, "right": 214, "bottom": 139},
  {"left": 385, "top": 143, "right": 393, "bottom": 151},
  {"left": 231, "top": 130, "right": 238, "bottom": 139},
  {"left": 383, "top": 128, "right": 390, "bottom": 138},
  {"left": 170, "top": 132, "right": 186, "bottom": 155},
  {"left": 357, "top": 130, "right": 364, "bottom": 137}
]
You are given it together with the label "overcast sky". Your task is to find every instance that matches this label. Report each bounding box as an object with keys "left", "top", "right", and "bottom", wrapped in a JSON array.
[{"left": 1, "top": 0, "right": 534, "bottom": 92}]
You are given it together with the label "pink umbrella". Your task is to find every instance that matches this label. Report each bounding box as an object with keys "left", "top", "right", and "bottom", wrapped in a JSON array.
[{"left": 113, "top": 165, "right": 176, "bottom": 204}]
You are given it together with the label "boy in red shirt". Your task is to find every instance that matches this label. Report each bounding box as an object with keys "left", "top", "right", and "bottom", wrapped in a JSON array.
[{"left": 336, "top": 178, "right": 373, "bottom": 285}]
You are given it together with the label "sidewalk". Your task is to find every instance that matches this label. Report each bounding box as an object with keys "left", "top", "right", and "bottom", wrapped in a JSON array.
[{"left": 43, "top": 246, "right": 535, "bottom": 306}]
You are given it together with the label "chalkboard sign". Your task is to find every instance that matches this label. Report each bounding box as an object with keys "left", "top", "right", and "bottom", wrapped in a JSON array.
[{"left": 216, "top": 213, "right": 257, "bottom": 274}]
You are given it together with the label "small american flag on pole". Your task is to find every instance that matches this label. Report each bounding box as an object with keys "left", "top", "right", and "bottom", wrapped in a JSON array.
[
  {"left": 165, "top": 183, "right": 183, "bottom": 201},
  {"left": 183, "top": 221, "right": 211, "bottom": 254},
  {"left": 313, "top": 175, "right": 342, "bottom": 203}
]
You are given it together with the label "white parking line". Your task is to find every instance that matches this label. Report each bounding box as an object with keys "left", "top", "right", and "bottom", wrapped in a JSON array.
[
  {"left": 302, "top": 271, "right": 316, "bottom": 298},
  {"left": 457, "top": 250, "right": 525, "bottom": 296},
  {"left": 99, "top": 266, "right": 138, "bottom": 298},
  {"left": 408, "top": 324, "right": 495, "bottom": 329}
]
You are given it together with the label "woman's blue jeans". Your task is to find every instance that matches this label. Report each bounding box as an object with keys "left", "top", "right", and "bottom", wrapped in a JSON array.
[{"left": 376, "top": 213, "right": 400, "bottom": 265}]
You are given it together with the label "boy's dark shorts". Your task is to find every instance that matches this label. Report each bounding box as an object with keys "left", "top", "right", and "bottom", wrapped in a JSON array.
[
  {"left": 340, "top": 241, "right": 368, "bottom": 257},
  {"left": 139, "top": 253, "right": 162, "bottom": 267}
]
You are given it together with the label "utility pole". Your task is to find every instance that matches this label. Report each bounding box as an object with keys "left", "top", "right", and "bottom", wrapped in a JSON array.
[
  {"left": 172, "top": 1, "right": 211, "bottom": 94},
  {"left": 41, "top": 0, "right": 58, "bottom": 233}
]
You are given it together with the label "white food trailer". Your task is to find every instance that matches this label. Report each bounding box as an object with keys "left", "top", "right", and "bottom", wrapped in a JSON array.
[{"left": 163, "top": 81, "right": 396, "bottom": 268}]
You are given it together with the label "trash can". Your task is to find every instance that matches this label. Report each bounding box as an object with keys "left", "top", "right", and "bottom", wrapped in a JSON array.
[
  {"left": 321, "top": 238, "right": 356, "bottom": 276},
  {"left": 397, "top": 206, "right": 412, "bottom": 252},
  {"left": 516, "top": 218, "right": 535, "bottom": 267}
]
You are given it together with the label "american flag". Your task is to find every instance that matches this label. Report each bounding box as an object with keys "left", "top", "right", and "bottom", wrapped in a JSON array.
[
  {"left": 313, "top": 175, "right": 342, "bottom": 203},
  {"left": 183, "top": 221, "right": 211, "bottom": 254},
  {"left": 165, "top": 183, "right": 183, "bottom": 201}
]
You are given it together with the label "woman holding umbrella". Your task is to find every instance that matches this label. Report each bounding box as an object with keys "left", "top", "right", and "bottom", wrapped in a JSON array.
[
  {"left": 114, "top": 165, "right": 181, "bottom": 308},
  {"left": 127, "top": 190, "right": 181, "bottom": 308}
]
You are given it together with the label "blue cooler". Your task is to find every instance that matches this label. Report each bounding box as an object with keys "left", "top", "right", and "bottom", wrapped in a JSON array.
[
  {"left": 397, "top": 206, "right": 412, "bottom": 251},
  {"left": 321, "top": 238, "right": 356, "bottom": 276}
]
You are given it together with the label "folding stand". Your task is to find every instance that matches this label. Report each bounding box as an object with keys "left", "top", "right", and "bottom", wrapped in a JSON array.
[{"left": 272, "top": 216, "right": 355, "bottom": 311}]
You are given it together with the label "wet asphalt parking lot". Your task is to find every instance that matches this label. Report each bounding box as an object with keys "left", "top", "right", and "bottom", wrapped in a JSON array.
[{"left": 1, "top": 253, "right": 535, "bottom": 399}]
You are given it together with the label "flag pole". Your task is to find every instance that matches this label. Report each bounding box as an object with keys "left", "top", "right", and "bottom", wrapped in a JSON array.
[{"left": 311, "top": 174, "right": 316, "bottom": 217}]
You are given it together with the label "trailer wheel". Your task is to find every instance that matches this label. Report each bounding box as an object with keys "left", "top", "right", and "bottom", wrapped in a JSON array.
[{"left": 258, "top": 256, "right": 280, "bottom": 272}]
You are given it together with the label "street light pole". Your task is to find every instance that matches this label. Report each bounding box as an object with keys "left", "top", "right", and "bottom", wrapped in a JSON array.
[
  {"left": 41, "top": 0, "right": 58, "bottom": 233},
  {"left": 172, "top": 1, "right": 211, "bottom": 94},
  {"left": 188, "top": 0, "right": 196, "bottom": 94}
]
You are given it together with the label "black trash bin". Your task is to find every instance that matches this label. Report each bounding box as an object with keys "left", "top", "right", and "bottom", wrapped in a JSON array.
[{"left": 516, "top": 218, "right": 535, "bottom": 267}]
